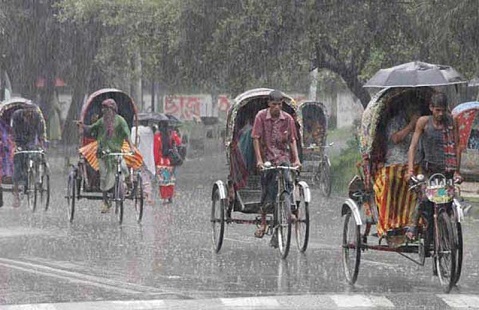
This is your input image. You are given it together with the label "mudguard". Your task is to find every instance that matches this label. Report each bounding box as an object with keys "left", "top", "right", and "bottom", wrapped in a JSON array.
[
  {"left": 453, "top": 198, "right": 464, "bottom": 223},
  {"left": 297, "top": 181, "right": 311, "bottom": 203},
  {"left": 341, "top": 198, "right": 362, "bottom": 226},
  {"left": 212, "top": 180, "right": 227, "bottom": 201}
]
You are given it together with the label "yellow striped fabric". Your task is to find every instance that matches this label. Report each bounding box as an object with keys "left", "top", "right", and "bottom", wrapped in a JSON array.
[
  {"left": 79, "top": 140, "right": 143, "bottom": 171},
  {"left": 373, "top": 164, "right": 420, "bottom": 237}
]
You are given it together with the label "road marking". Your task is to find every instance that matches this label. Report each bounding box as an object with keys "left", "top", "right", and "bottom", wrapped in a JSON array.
[
  {"left": 330, "top": 294, "right": 395, "bottom": 308},
  {"left": 1, "top": 294, "right": 479, "bottom": 309},
  {"left": 438, "top": 294, "right": 479, "bottom": 308},
  {"left": 0, "top": 257, "right": 185, "bottom": 297},
  {"left": 221, "top": 296, "right": 280, "bottom": 308}
]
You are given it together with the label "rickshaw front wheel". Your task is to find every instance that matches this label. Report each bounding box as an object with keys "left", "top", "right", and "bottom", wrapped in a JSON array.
[
  {"left": 134, "top": 173, "right": 144, "bottom": 223},
  {"left": 436, "top": 211, "right": 456, "bottom": 293},
  {"left": 114, "top": 176, "right": 125, "bottom": 225},
  {"left": 26, "top": 167, "right": 37, "bottom": 212},
  {"left": 276, "top": 191, "right": 292, "bottom": 259}
]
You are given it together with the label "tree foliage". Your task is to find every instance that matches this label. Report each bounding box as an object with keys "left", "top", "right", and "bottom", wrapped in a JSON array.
[{"left": 1, "top": 0, "right": 479, "bottom": 142}]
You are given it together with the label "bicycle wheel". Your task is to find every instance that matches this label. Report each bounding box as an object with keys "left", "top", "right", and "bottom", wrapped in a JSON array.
[
  {"left": 453, "top": 221, "right": 463, "bottom": 285},
  {"left": 40, "top": 164, "right": 50, "bottom": 211},
  {"left": 66, "top": 173, "right": 76, "bottom": 222},
  {"left": 319, "top": 157, "right": 332, "bottom": 197},
  {"left": 342, "top": 212, "right": 361, "bottom": 284},
  {"left": 26, "top": 167, "right": 37, "bottom": 212},
  {"left": 114, "top": 176, "right": 125, "bottom": 225},
  {"left": 276, "top": 191, "right": 292, "bottom": 259},
  {"left": 436, "top": 211, "right": 456, "bottom": 293},
  {"left": 211, "top": 187, "right": 225, "bottom": 253},
  {"left": 134, "top": 173, "right": 144, "bottom": 223},
  {"left": 294, "top": 185, "right": 309, "bottom": 252}
]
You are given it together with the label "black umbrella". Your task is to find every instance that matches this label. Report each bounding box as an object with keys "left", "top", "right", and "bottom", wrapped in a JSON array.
[
  {"left": 138, "top": 112, "right": 169, "bottom": 122},
  {"left": 364, "top": 61, "right": 467, "bottom": 88},
  {"left": 166, "top": 114, "right": 182, "bottom": 126}
]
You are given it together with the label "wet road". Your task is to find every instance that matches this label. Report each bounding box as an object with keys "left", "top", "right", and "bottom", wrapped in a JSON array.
[{"left": 0, "top": 151, "right": 478, "bottom": 309}]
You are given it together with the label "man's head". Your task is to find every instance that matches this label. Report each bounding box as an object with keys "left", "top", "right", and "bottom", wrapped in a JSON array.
[
  {"left": 101, "top": 98, "right": 118, "bottom": 114},
  {"left": 429, "top": 92, "right": 448, "bottom": 122},
  {"left": 268, "top": 90, "right": 284, "bottom": 118}
]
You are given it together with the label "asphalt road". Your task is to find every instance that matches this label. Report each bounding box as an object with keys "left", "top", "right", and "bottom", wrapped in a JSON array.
[{"left": 0, "top": 150, "right": 477, "bottom": 309}]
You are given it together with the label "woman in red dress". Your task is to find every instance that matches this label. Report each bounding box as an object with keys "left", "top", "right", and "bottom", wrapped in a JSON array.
[{"left": 153, "top": 121, "right": 182, "bottom": 203}]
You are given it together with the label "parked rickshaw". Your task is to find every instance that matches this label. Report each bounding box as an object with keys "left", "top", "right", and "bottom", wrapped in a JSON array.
[
  {"left": 452, "top": 101, "right": 479, "bottom": 178},
  {"left": 66, "top": 88, "right": 144, "bottom": 224},
  {"left": 298, "top": 101, "right": 332, "bottom": 196},
  {"left": 211, "top": 88, "right": 311, "bottom": 259},
  {"left": 0, "top": 98, "right": 50, "bottom": 211},
  {"left": 341, "top": 62, "right": 467, "bottom": 293}
]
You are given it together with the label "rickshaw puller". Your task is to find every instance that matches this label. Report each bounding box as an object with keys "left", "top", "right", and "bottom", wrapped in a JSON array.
[
  {"left": 11, "top": 106, "right": 46, "bottom": 208},
  {"left": 406, "top": 92, "right": 462, "bottom": 240},
  {"left": 252, "top": 90, "right": 301, "bottom": 244},
  {"left": 78, "top": 99, "right": 135, "bottom": 213}
]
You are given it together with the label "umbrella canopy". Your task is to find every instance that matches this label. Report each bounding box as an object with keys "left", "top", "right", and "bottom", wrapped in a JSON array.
[
  {"left": 138, "top": 112, "right": 169, "bottom": 122},
  {"left": 166, "top": 114, "right": 182, "bottom": 126},
  {"left": 364, "top": 61, "right": 467, "bottom": 88}
]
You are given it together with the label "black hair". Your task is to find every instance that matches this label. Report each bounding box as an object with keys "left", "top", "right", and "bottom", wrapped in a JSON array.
[
  {"left": 269, "top": 90, "right": 284, "bottom": 101},
  {"left": 430, "top": 92, "right": 448, "bottom": 108}
]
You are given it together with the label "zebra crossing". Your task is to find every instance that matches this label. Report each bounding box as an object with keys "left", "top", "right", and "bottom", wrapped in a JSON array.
[{"left": 1, "top": 293, "right": 478, "bottom": 309}]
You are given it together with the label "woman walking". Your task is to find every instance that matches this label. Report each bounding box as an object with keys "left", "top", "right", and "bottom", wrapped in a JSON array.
[{"left": 154, "top": 120, "right": 181, "bottom": 203}]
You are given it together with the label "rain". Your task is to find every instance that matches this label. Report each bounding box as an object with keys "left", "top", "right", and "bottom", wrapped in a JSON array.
[{"left": 0, "top": 1, "right": 478, "bottom": 309}]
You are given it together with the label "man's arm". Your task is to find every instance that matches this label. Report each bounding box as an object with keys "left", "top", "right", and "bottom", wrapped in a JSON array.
[
  {"left": 407, "top": 116, "right": 427, "bottom": 177},
  {"left": 253, "top": 138, "right": 263, "bottom": 168},
  {"left": 290, "top": 138, "right": 301, "bottom": 166},
  {"left": 391, "top": 114, "right": 419, "bottom": 144}
]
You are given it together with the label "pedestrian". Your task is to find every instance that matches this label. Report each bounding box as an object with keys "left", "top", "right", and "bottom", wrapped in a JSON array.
[
  {"left": 251, "top": 90, "right": 301, "bottom": 246},
  {"left": 153, "top": 120, "right": 182, "bottom": 203},
  {"left": 77, "top": 98, "right": 136, "bottom": 213},
  {"left": 131, "top": 120, "right": 155, "bottom": 205}
]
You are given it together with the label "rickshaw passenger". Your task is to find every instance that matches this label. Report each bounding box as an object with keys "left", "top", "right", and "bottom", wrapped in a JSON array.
[
  {"left": 252, "top": 90, "right": 301, "bottom": 242},
  {"left": 406, "top": 92, "right": 462, "bottom": 239},
  {"left": 238, "top": 119, "right": 255, "bottom": 172},
  {"left": 79, "top": 99, "right": 135, "bottom": 213},
  {"left": 0, "top": 120, "right": 13, "bottom": 207},
  {"left": 10, "top": 107, "right": 46, "bottom": 208},
  {"left": 373, "top": 103, "right": 420, "bottom": 238}
]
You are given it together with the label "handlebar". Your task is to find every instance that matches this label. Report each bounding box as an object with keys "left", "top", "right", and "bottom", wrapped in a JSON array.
[
  {"left": 14, "top": 149, "right": 45, "bottom": 155},
  {"left": 102, "top": 151, "right": 134, "bottom": 157},
  {"left": 305, "top": 142, "right": 335, "bottom": 150},
  {"left": 260, "top": 165, "right": 300, "bottom": 171}
]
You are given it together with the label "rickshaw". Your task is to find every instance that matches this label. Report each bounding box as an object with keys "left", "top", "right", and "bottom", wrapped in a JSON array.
[
  {"left": 452, "top": 101, "right": 479, "bottom": 178},
  {"left": 341, "top": 86, "right": 466, "bottom": 293},
  {"left": 211, "top": 88, "right": 311, "bottom": 259},
  {"left": 66, "top": 88, "right": 144, "bottom": 224},
  {"left": 0, "top": 98, "right": 50, "bottom": 211},
  {"left": 298, "top": 101, "right": 332, "bottom": 196}
]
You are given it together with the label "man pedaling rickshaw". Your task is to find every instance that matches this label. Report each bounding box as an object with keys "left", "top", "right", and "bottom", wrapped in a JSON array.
[
  {"left": 252, "top": 90, "right": 301, "bottom": 246},
  {"left": 406, "top": 92, "right": 462, "bottom": 240},
  {"left": 77, "top": 99, "right": 135, "bottom": 213},
  {"left": 11, "top": 106, "right": 46, "bottom": 208}
]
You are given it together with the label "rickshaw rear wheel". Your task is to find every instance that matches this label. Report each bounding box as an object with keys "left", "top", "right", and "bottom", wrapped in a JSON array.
[
  {"left": 211, "top": 187, "right": 225, "bottom": 253},
  {"left": 436, "top": 211, "right": 456, "bottom": 293},
  {"left": 276, "top": 191, "right": 292, "bottom": 259},
  {"left": 40, "top": 170, "right": 50, "bottom": 211},
  {"left": 26, "top": 167, "right": 37, "bottom": 212},
  {"left": 294, "top": 185, "right": 309, "bottom": 253},
  {"left": 66, "top": 173, "right": 76, "bottom": 222},
  {"left": 342, "top": 212, "right": 361, "bottom": 284},
  {"left": 319, "top": 158, "right": 332, "bottom": 197},
  {"left": 134, "top": 173, "right": 144, "bottom": 223},
  {"left": 114, "top": 176, "right": 124, "bottom": 225}
]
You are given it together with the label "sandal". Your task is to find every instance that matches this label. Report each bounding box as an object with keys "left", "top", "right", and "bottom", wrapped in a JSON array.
[
  {"left": 405, "top": 226, "right": 416, "bottom": 240},
  {"left": 254, "top": 225, "right": 266, "bottom": 238}
]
